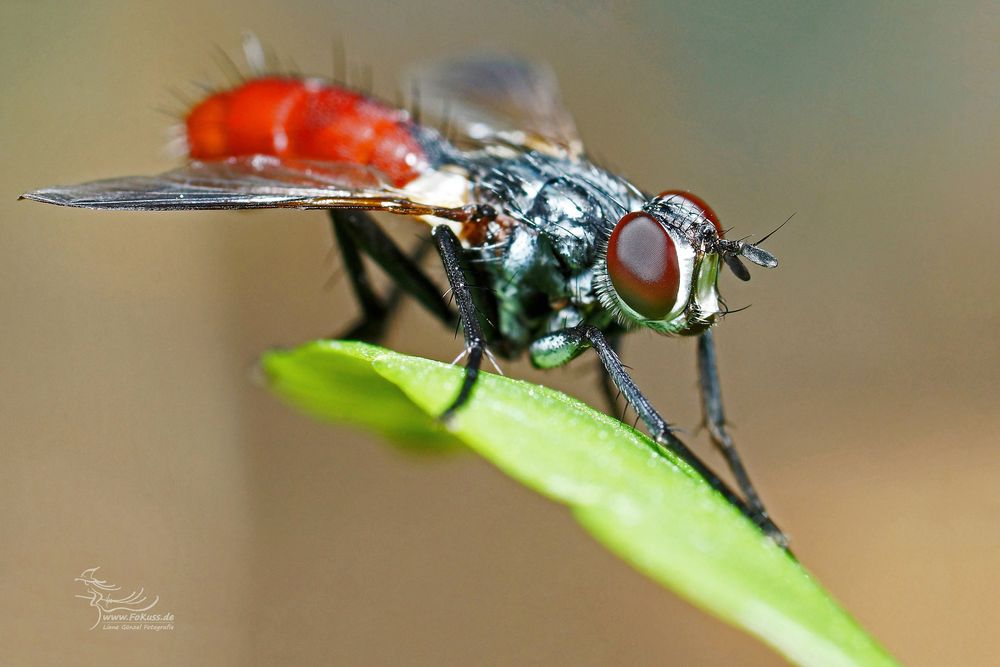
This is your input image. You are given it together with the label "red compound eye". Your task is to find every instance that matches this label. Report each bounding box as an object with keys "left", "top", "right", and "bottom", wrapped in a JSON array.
[
  {"left": 656, "top": 190, "right": 724, "bottom": 238},
  {"left": 606, "top": 212, "right": 680, "bottom": 320}
]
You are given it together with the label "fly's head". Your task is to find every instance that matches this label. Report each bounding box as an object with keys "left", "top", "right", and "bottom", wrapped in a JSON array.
[{"left": 595, "top": 191, "right": 778, "bottom": 335}]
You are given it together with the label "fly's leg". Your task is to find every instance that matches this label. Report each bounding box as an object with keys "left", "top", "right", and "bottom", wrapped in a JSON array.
[
  {"left": 431, "top": 225, "right": 493, "bottom": 421},
  {"left": 697, "top": 329, "right": 772, "bottom": 525},
  {"left": 329, "top": 211, "right": 389, "bottom": 341},
  {"left": 329, "top": 210, "right": 454, "bottom": 342},
  {"left": 376, "top": 236, "right": 435, "bottom": 327},
  {"left": 332, "top": 211, "right": 453, "bottom": 324},
  {"left": 531, "top": 324, "right": 788, "bottom": 547},
  {"left": 598, "top": 332, "right": 623, "bottom": 415},
  {"left": 339, "top": 239, "right": 434, "bottom": 342}
]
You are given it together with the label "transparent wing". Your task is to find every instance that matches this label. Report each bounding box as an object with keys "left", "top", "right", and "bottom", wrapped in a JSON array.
[
  {"left": 411, "top": 56, "right": 584, "bottom": 158},
  {"left": 21, "top": 155, "right": 472, "bottom": 220}
]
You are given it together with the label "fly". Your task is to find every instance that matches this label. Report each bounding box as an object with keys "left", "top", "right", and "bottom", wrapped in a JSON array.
[{"left": 21, "top": 39, "right": 787, "bottom": 547}]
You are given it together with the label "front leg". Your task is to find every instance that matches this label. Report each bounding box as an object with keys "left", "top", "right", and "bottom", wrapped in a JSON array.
[
  {"left": 697, "top": 329, "right": 771, "bottom": 523},
  {"left": 531, "top": 324, "right": 787, "bottom": 547},
  {"left": 598, "top": 332, "right": 624, "bottom": 416}
]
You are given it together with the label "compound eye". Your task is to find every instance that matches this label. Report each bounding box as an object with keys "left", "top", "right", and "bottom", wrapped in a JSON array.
[
  {"left": 656, "top": 190, "right": 724, "bottom": 238},
  {"left": 606, "top": 212, "right": 681, "bottom": 320}
]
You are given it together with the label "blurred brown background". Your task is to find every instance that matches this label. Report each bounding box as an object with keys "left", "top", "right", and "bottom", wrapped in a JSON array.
[{"left": 2, "top": 1, "right": 998, "bottom": 665}]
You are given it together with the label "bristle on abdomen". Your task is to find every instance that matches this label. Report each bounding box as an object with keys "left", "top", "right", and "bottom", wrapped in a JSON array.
[{"left": 186, "top": 77, "right": 428, "bottom": 186}]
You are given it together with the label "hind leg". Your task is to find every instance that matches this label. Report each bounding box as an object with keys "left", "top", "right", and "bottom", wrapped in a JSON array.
[{"left": 329, "top": 210, "right": 454, "bottom": 343}]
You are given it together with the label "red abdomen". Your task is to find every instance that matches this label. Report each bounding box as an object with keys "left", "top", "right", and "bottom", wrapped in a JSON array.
[{"left": 186, "top": 78, "right": 428, "bottom": 186}]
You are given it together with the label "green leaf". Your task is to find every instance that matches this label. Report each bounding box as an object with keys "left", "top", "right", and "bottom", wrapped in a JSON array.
[
  {"left": 262, "top": 340, "right": 898, "bottom": 667},
  {"left": 262, "top": 340, "right": 460, "bottom": 450}
]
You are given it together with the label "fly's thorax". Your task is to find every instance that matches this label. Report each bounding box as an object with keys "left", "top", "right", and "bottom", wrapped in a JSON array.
[
  {"left": 461, "top": 153, "right": 642, "bottom": 350},
  {"left": 489, "top": 161, "right": 641, "bottom": 309},
  {"left": 524, "top": 176, "right": 600, "bottom": 270},
  {"left": 595, "top": 192, "right": 725, "bottom": 336},
  {"left": 465, "top": 152, "right": 642, "bottom": 256}
]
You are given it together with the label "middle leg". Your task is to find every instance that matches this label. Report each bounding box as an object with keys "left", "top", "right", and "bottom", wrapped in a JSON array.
[{"left": 431, "top": 224, "right": 496, "bottom": 421}]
